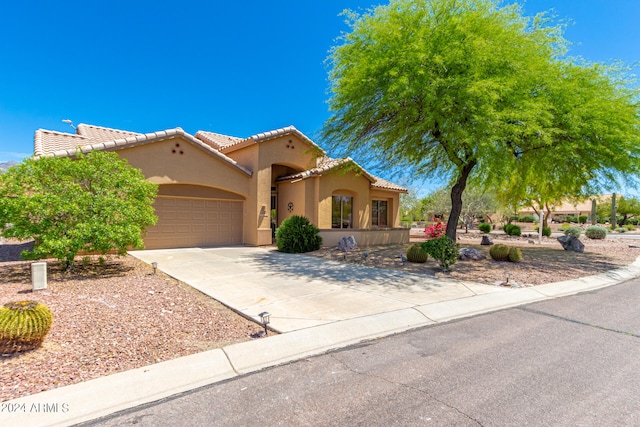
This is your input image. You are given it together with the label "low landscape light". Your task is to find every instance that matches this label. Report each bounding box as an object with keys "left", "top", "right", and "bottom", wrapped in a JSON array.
[
  {"left": 258, "top": 312, "right": 271, "bottom": 336},
  {"left": 151, "top": 262, "right": 158, "bottom": 274}
]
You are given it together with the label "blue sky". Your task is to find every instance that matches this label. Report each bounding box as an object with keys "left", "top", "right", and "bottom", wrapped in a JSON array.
[{"left": 1, "top": 0, "right": 638, "bottom": 191}]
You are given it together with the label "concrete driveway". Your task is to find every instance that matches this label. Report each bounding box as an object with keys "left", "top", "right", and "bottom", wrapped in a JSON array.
[{"left": 129, "top": 246, "right": 511, "bottom": 332}]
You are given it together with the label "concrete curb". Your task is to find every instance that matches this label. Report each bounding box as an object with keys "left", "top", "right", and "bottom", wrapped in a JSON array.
[{"left": 3, "top": 258, "right": 640, "bottom": 426}]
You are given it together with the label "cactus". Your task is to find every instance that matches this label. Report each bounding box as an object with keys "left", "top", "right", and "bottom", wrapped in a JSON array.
[
  {"left": 508, "top": 247, "right": 523, "bottom": 263},
  {"left": 0, "top": 300, "right": 53, "bottom": 353},
  {"left": 406, "top": 244, "right": 428, "bottom": 263},
  {"left": 489, "top": 244, "right": 510, "bottom": 261}
]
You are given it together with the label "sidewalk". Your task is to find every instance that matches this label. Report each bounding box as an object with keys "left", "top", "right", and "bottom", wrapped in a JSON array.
[{"left": 4, "top": 246, "right": 640, "bottom": 426}]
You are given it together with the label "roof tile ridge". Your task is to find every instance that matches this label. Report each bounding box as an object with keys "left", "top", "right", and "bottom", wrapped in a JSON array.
[{"left": 76, "top": 123, "right": 143, "bottom": 135}]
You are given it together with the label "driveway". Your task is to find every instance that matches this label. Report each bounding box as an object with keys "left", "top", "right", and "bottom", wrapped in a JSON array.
[{"left": 129, "top": 246, "right": 511, "bottom": 332}]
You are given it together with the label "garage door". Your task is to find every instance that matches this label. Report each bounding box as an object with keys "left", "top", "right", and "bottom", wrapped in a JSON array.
[{"left": 144, "top": 197, "right": 243, "bottom": 249}]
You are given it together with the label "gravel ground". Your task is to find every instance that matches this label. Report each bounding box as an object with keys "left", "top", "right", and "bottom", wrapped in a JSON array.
[
  {"left": 305, "top": 232, "right": 640, "bottom": 286},
  {"left": 0, "top": 242, "right": 261, "bottom": 402},
  {"left": 2, "top": 233, "right": 638, "bottom": 402}
]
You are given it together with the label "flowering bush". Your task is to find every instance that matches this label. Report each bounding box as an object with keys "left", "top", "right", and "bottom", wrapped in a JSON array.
[{"left": 424, "top": 221, "right": 445, "bottom": 238}]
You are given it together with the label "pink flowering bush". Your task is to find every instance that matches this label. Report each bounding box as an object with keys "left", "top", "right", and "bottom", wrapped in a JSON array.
[{"left": 424, "top": 221, "right": 445, "bottom": 238}]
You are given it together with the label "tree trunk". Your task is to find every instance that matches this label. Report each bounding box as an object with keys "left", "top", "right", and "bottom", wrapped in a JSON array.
[{"left": 446, "top": 162, "right": 476, "bottom": 240}]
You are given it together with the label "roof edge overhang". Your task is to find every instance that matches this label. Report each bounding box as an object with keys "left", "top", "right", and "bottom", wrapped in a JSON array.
[
  {"left": 220, "top": 125, "right": 326, "bottom": 156},
  {"left": 35, "top": 128, "right": 253, "bottom": 176}
]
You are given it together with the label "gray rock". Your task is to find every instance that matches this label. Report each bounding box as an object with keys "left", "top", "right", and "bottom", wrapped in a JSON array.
[
  {"left": 459, "top": 247, "right": 486, "bottom": 261},
  {"left": 338, "top": 235, "right": 357, "bottom": 252},
  {"left": 480, "top": 235, "right": 493, "bottom": 246},
  {"left": 557, "top": 235, "right": 585, "bottom": 253}
]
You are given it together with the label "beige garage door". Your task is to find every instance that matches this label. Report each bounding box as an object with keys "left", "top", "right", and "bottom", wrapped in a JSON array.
[{"left": 144, "top": 197, "right": 243, "bottom": 249}]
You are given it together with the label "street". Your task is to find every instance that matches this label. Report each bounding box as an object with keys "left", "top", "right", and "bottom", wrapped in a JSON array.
[{"left": 83, "top": 278, "right": 640, "bottom": 426}]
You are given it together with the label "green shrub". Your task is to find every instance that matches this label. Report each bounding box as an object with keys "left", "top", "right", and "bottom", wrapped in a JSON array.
[
  {"left": 507, "top": 225, "right": 521, "bottom": 236},
  {"left": 585, "top": 226, "right": 608, "bottom": 240},
  {"left": 564, "top": 227, "right": 582, "bottom": 238},
  {"left": 478, "top": 223, "right": 491, "bottom": 234},
  {"left": 534, "top": 226, "right": 551, "bottom": 237},
  {"left": 520, "top": 215, "right": 536, "bottom": 223},
  {"left": 275, "top": 215, "right": 322, "bottom": 253},
  {"left": 503, "top": 224, "right": 513, "bottom": 235},
  {"left": 627, "top": 217, "right": 639, "bottom": 225},
  {"left": 406, "top": 244, "right": 428, "bottom": 263},
  {"left": 559, "top": 222, "right": 571, "bottom": 230},
  {"left": 0, "top": 301, "right": 53, "bottom": 353},
  {"left": 578, "top": 215, "right": 588, "bottom": 224},
  {"left": 625, "top": 224, "right": 636, "bottom": 231},
  {"left": 615, "top": 227, "right": 627, "bottom": 233},
  {"left": 508, "top": 247, "right": 523, "bottom": 262},
  {"left": 489, "top": 244, "right": 510, "bottom": 261},
  {"left": 566, "top": 215, "right": 578, "bottom": 223},
  {"left": 420, "top": 237, "right": 459, "bottom": 272}
]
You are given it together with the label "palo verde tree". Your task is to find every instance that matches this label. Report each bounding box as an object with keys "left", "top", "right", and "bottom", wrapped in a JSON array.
[
  {"left": 323, "top": 0, "right": 640, "bottom": 240},
  {"left": 0, "top": 151, "right": 158, "bottom": 269}
]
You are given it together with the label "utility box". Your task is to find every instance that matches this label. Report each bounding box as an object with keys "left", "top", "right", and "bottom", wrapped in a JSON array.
[{"left": 31, "top": 262, "right": 47, "bottom": 290}]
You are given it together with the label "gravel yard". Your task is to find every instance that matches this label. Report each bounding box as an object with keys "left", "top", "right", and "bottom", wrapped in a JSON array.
[{"left": 2, "top": 233, "right": 639, "bottom": 402}]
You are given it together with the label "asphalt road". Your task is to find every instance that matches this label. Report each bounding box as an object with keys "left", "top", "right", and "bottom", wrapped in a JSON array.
[{"left": 84, "top": 279, "right": 640, "bottom": 427}]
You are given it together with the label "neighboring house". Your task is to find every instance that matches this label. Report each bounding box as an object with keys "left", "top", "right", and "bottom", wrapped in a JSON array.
[
  {"left": 518, "top": 195, "right": 612, "bottom": 221},
  {"left": 34, "top": 124, "right": 409, "bottom": 249}
]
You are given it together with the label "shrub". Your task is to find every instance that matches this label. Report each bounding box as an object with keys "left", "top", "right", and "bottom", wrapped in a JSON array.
[
  {"left": 508, "top": 247, "right": 523, "bottom": 262},
  {"left": 627, "top": 217, "right": 639, "bottom": 225},
  {"left": 406, "top": 244, "right": 428, "bottom": 263},
  {"left": 503, "top": 224, "right": 513, "bottom": 235},
  {"left": 520, "top": 215, "right": 536, "bottom": 223},
  {"left": 566, "top": 215, "right": 578, "bottom": 223},
  {"left": 625, "top": 224, "right": 636, "bottom": 231},
  {"left": 578, "top": 215, "right": 588, "bottom": 224},
  {"left": 559, "top": 222, "right": 571, "bottom": 230},
  {"left": 489, "top": 244, "right": 510, "bottom": 261},
  {"left": 534, "top": 226, "right": 551, "bottom": 237},
  {"left": 424, "top": 221, "right": 445, "bottom": 238},
  {"left": 421, "top": 237, "right": 459, "bottom": 272},
  {"left": 275, "top": 215, "right": 322, "bottom": 253},
  {"left": 564, "top": 227, "right": 582, "bottom": 238},
  {"left": 0, "top": 301, "right": 53, "bottom": 353},
  {"left": 615, "top": 227, "right": 627, "bottom": 233},
  {"left": 478, "top": 223, "right": 491, "bottom": 234},
  {"left": 507, "top": 225, "right": 521, "bottom": 236},
  {"left": 585, "top": 226, "right": 608, "bottom": 240}
]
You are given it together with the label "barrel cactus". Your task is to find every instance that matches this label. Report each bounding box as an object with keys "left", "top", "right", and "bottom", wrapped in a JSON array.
[
  {"left": 0, "top": 300, "right": 53, "bottom": 353},
  {"left": 406, "top": 244, "right": 428, "bottom": 263},
  {"left": 508, "top": 247, "right": 523, "bottom": 263},
  {"left": 489, "top": 244, "right": 510, "bottom": 261}
]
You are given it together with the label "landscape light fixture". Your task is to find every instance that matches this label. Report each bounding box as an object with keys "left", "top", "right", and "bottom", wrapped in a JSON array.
[
  {"left": 62, "top": 119, "right": 76, "bottom": 129},
  {"left": 151, "top": 262, "right": 158, "bottom": 275},
  {"left": 258, "top": 312, "right": 271, "bottom": 336}
]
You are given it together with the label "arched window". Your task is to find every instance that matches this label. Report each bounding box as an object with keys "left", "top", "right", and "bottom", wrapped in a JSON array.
[{"left": 332, "top": 195, "right": 353, "bottom": 229}]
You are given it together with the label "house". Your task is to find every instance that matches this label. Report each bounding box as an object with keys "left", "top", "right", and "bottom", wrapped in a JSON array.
[
  {"left": 518, "top": 195, "right": 612, "bottom": 222},
  {"left": 34, "top": 124, "right": 409, "bottom": 249}
]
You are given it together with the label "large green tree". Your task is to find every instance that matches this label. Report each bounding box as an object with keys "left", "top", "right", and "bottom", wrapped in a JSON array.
[
  {"left": 324, "top": 0, "right": 640, "bottom": 239},
  {"left": 0, "top": 151, "right": 158, "bottom": 269}
]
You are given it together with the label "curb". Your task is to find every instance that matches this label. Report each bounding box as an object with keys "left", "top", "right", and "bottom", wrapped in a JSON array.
[{"left": 3, "top": 259, "right": 640, "bottom": 426}]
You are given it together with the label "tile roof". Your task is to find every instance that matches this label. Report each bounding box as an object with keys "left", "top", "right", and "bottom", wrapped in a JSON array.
[
  {"left": 35, "top": 127, "right": 252, "bottom": 176},
  {"left": 276, "top": 156, "right": 407, "bottom": 193},
  {"left": 34, "top": 129, "right": 90, "bottom": 157},
  {"left": 206, "top": 125, "right": 325, "bottom": 155},
  {"left": 371, "top": 177, "right": 408, "bottom": 193},
  {"left": 76, "top": 124, "right": 142, "bottom": 142},
  {"left": 194, "top": 131, "right": 242, "bottom": 150}
]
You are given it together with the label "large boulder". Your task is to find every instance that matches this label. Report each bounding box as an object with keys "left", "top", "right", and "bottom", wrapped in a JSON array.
[
  {"left": 557, "top": 235, "right": 585, "bottom": 253},
  {"left": 459, "top": 247, "right": 486, "bottom": 261},
  {"left": 338, "top": 236, "right": 357, "bottom": 252}
]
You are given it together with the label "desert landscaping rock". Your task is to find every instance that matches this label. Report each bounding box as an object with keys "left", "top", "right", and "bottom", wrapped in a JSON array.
[
  {"left": 481, "top": 235, "right": 493, "bottom": 246},
  {"left": 557, "top": 235, "right": 585, "bottom": 253},
  {"left": 459, "top": 248, "right": 486, "bottom": 261}
]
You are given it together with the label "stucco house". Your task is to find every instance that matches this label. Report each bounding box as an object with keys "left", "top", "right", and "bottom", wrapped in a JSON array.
[{"left": 34, "top": 124, "right": 408, "bottom": 249}]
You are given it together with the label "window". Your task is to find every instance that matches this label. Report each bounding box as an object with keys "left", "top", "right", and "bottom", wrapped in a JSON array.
[
  {"left": 372, "top": 200, "right": 388, "bottom": 227},
  {"left": 332, "top": 195, "right": 353, "bottom": 229}
]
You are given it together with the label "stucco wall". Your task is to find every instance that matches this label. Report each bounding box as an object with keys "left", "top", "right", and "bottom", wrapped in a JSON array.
[
  {"left": 317, "top": 170, "right": 371, "bottom": 229},
  {"left": 319, "top": 229, "right": 410, "bottom": 247}
]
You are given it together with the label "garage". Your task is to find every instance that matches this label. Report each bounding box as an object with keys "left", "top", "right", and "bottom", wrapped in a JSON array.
[{"left": 144, "top": 197, "right": 243, "bottom": 249}]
